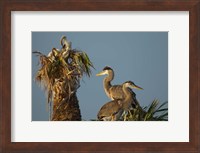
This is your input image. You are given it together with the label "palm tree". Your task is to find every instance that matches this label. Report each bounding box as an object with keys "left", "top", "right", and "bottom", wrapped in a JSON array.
[
  {"left": 33, "top": 36, "right": 94, "bottom": 121},
  {"left": 125, "top": 100, "right": 168, "bottom": 121}
]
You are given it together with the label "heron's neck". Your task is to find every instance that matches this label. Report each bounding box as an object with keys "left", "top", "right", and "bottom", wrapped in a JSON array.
[
  {"left": 103, "top": 78, "right": 111, "bottom": 90},
  {"left": 122, "top": 85, "right": 132, "bottom": 102},
  {"left": 103, "top": 71, "right": 114, "bottom": 97},
  {"left": 121, "top": 85, "right": 133, "bottom": 111}
]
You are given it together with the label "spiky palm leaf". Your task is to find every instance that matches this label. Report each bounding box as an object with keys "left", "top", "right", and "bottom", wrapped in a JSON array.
[{"left": 126, "top": 100, "right": 168, "bottom": 121}]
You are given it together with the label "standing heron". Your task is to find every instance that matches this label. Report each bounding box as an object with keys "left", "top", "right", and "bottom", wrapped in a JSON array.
[
  {"left": 96, "top": 66, "right": 142, "bottom": 107},
  {"left": 97, "top": 81, "right": 143, "bottom": 121},
  {"left": 96, "top": 66, "right": 114, "bottom": 99}
]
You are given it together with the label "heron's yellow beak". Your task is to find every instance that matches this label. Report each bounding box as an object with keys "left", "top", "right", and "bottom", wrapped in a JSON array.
[
  {"left": 131, "top": 84, "right": 143, "bottom": 90},
  {"left": 96, "top": 71, "right": 106, "bottom": 76}
]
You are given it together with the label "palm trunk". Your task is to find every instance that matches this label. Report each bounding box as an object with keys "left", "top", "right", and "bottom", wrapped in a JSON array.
[{"left": 51, "top": 93, "right": 81, "bottom": 121}]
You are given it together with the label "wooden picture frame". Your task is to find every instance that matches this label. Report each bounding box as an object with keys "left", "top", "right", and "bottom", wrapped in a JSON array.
[{"left": 0, "top": 0, "right": 199, "bottom": 152}]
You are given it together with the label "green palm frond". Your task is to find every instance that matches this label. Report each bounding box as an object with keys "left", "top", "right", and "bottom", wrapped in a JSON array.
[
  {"left": 144, "top": 100, "right": 168, "bottom": 121},
  {"left": 126, "top": 100, "right": 168, "bottom": 121},
  {"left": 144, "top": 99, "right": 159, "bottom": 121},
  {"left": 69, "top": 50, "right": 94, "bottom": 77}
]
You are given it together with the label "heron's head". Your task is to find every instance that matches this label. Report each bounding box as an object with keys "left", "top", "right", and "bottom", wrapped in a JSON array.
[
  {"left": 124, "top": 81, "right": 143, "bottom": 90},
  {"left": 96, "top": 66, "right": 113, "bottom": 76},
  {"left": 60, "top": 36, "right": 68, "bottom": 47}
]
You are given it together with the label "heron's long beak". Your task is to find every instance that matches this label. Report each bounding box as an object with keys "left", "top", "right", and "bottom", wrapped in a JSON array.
[
  {"left": 96, "top": 71, "right": 106, "bottom": 76},
  {"left": 131, "top": 84, "right": 143, "bottom": 90}
]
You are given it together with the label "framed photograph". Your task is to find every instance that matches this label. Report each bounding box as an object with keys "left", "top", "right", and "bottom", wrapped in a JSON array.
[
  {"left": 1, "top": 0, "right": 199, "bottom": 153},
  {"left": 31, "top": 31, "right": 168, "bottom": 122}
]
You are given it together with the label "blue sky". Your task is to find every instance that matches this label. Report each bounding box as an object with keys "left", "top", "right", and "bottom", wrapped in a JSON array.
[{"left": 32, "top": 32, "right": 168, "bottom": 121}]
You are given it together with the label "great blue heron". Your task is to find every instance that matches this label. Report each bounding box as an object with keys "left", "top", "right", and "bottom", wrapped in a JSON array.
[
  {"left": 60, "top": 36, "right": 71, "bottom": 59},
  {"left": 96, "top": 66, "right": 143, "bottom": 107},
  {"left": 97, "top": 81, "right": 142, "bottom": 121},
  {"left": 47, "top": 35, "right": 71, "bottom": 60},
  {"left": 60, "top": 36, "right": 71, "bottom": 50}
]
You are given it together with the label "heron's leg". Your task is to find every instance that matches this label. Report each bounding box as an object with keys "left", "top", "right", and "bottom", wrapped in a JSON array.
[
  {"left": 124, "top": 114, "right": 127, "bottom": 121},
  {"left": 124, "top": 111, "right": 129, "bottom": 121},
  {"left": 111, "top": 115, "right": 114, "bottom": 121},
  {"left": 129, "top": 110, "right": 133, "bottom": 118},
  {"left": 121, "top": 111, "right": 125, "bottom": 120},
  {"left": 124, "top": 112, "right": 127, "bottom": 121}
]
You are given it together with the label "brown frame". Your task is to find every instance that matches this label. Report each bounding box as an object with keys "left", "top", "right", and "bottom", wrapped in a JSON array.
[{"left": 0, "top": 0, "right": 200, "bottom": 153}]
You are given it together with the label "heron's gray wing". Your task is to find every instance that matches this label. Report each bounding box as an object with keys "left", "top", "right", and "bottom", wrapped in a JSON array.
[
  {"left": 97, "top": 100, "right": 122, "bottom": 119},
  {"left": 109, "top": 85, "right": 137, "bottom": 100},
  {"left": 109, "top": 85, "right": 124, "bottom": 100}
]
